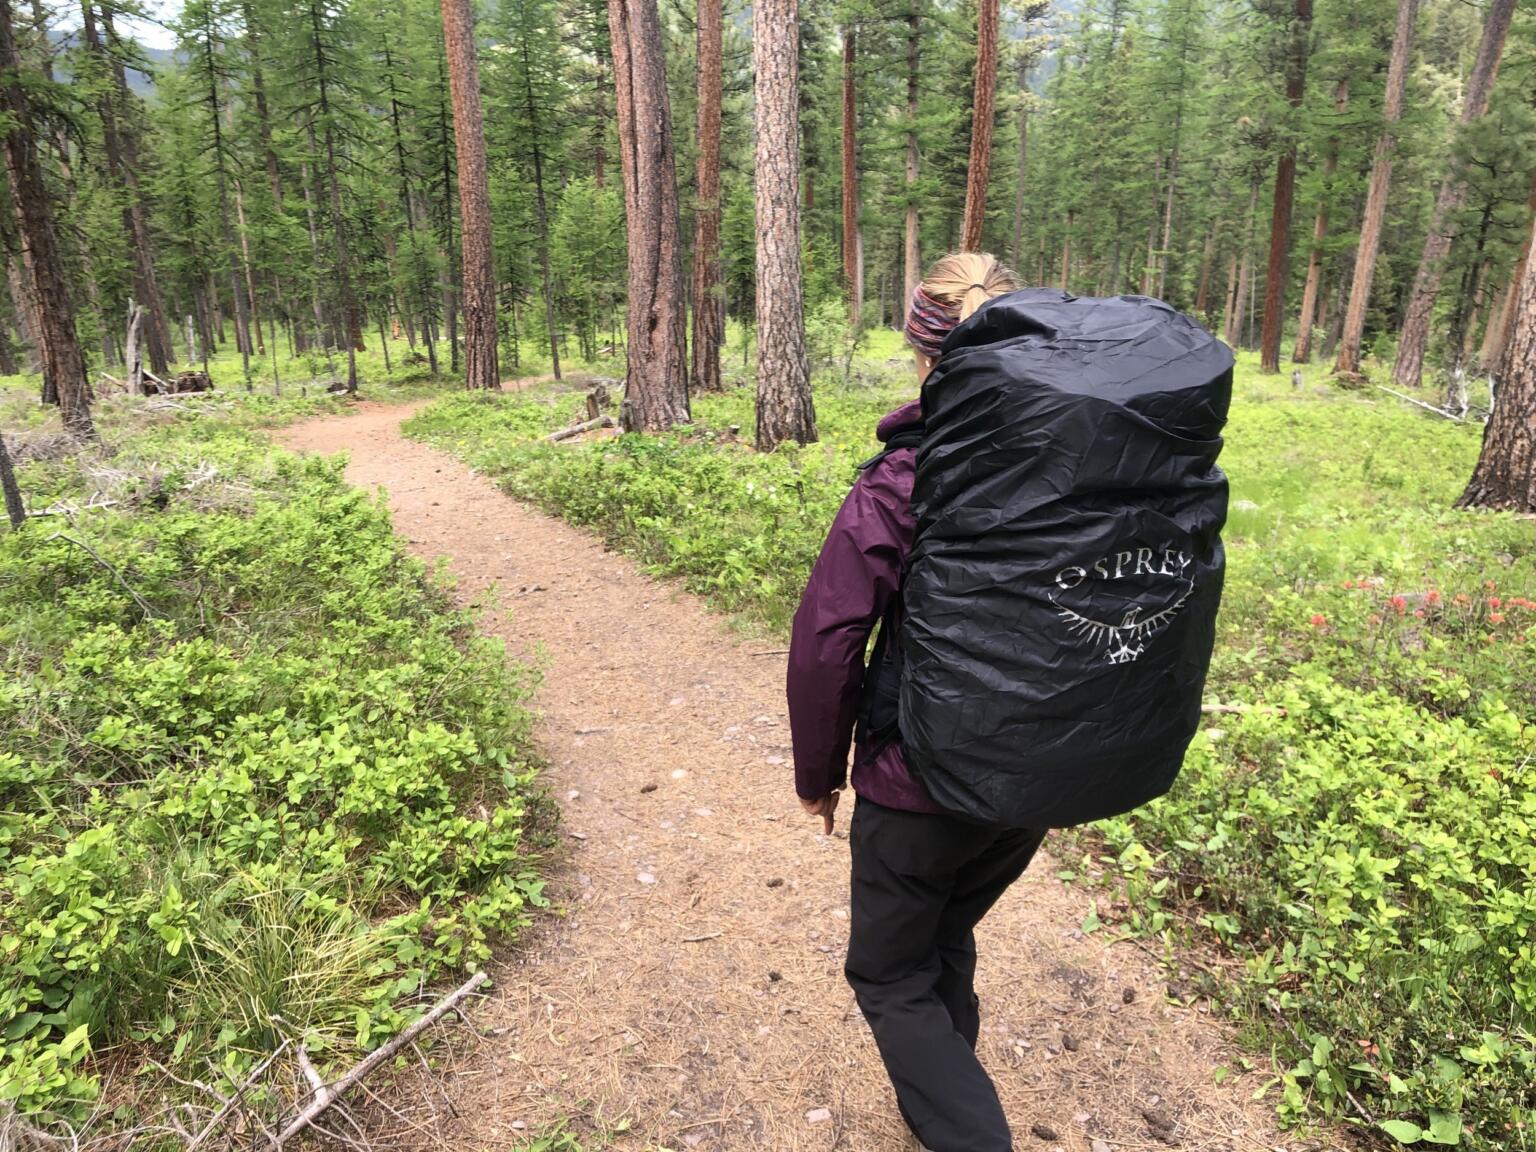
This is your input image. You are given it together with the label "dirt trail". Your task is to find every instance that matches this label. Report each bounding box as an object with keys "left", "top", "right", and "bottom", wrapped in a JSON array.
[{"left": 278, "top": 402, "right": 1324, "bottom": 1152}]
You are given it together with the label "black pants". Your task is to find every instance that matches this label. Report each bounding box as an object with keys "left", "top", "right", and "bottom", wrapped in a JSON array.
[{"left": 845, "top": 797, "right": 1046, "bottom": 1152}]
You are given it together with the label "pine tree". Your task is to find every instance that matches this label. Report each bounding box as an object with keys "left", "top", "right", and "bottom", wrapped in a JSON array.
[
  {"left": 440, "top": 0, "right": 499, "bottom": 390},
  {"left": 0, "top": 428, "right": 23, "bottom": 528},
  {"left": 1258, "top": 0, "right": 1313, "bottom": 374},
  {"left": 690, "top": 0, "right": 723, "bottom": 391},
  {"left": 1392, "top": 0, "right": 1517, "bottom": 392},
  {"left": 1334, "top": 0, "right": 1418, "bottom": 380},
  {"left": 0, "top": 0, "right": 94, "bottom": 436},
  {"left": 608, "top": 0, "right": 688, "bottom": 430},
  {"left": 960, "top": 0, "right": 999, "bottom": 252},
  {"left": 753, "top": 0, "right": 814, "bottom": 449}
]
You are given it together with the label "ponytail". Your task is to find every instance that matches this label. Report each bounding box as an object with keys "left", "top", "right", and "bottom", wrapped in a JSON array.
[{"left": 904, "top": 253, "right": 1020, "bottom": 357}]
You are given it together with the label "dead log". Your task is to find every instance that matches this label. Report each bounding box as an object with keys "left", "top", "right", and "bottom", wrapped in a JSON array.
[
  {"left": 125, "top": 301, "right": 145, "bottom": 394},
  {"left": 585, "top": 381, "right": 612, "bottom": 421},
  {"left": 549, "top": 415, "right": 617, "bottom": 442},
  {"left": 173, "top": 370, "right": 213, "bottom": 394},
  {"left": 265, "top": 970, "right": 489, "bottom": 1150}
]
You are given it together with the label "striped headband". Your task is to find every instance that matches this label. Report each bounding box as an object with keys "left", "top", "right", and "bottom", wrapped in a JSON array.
[{"left": 905, "top": 284, "right": 960, "bottom": 360}]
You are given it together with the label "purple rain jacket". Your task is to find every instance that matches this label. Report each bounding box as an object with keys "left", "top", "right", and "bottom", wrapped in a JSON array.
[{"left": 786, "top": 398, "right": 943, "bottom": 814}]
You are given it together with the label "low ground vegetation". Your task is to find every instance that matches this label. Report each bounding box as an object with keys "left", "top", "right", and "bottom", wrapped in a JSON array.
[
  {"left": 405, "top": 347, "right": 1535, "bottom": 1149},
  {"left": 0, "top": 381, "right": 548, "bottom": 1137}
]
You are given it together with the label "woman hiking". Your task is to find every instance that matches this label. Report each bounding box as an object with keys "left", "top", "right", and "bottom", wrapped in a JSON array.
[{"left": 786, "top": 252, "right": 1233, "bottom": 1151}]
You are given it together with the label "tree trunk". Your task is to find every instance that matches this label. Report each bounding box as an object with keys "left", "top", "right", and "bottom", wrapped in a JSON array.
[
  {"left": 690, "top": 0, "right": 723, "bottom": 392},
  {"left": 1481, "top": 170, "right": 1536, "bottom": 370},
  {"left": 1225, "top": 183, "right": 1259, "bottom": 348},
  {"left": 88, "top": 4, "right": 174, "bottom": 375},
  {"left": 1193, "top": 224, "right": 1215, "bottom": 318},
  {"left": 0, "top": 428, "right": 23, "bottom": 528},
  {"left": 1334, "top": 0, "right": 1417, "bottom": 379},
  {"left": 234, "top": 180, "right": 263, "bottom": 356},
  {"left": 1294, "top": 77, "right": 1349, "bottom": 362},
  {"left": 523, "top": 59, "right": 561, "bottom": 383},
  {"left": 960, "top": 0, "right": 999, "bottom": 252},
  {"left": 0, "top": 0, "right": 92, "bottom": 436},
  {"left": 1393, "top": 0, "right": 1517, "bottom": 391},
  {"left": 608, "top": 0, "right": 689, "bottom": 431},
  {"left": 1259, "top": 0, "right": 1312, "bottom": 374},
  {"left": 753, "top": 0, "right": 815, "bottom": 450},
  {"left": 1059, "top": 211, "right": 1072, "bottom": 291},
  {"left": 902, "top": 7, "right": 920, "bottom": 322},
  {"left": 841, "top": 28, "right": 862, "bottom": 325},
  {"left": 442, "top": 0, "right": 500, "bottom": 391},
  {"left": 1012, "top": 57, "right": 1028, "bottom": 272},
  {"left": 1459, "top": 210, "right": 1536, "bottom": 510}
]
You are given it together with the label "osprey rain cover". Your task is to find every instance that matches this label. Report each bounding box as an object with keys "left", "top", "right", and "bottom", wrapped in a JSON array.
[{"left": 898, "top": 288, "right": 1232, "bottom": 828}]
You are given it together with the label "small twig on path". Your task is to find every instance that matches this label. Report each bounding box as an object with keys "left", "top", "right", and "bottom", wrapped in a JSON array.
[
  {"left": 548, "top": 415, "right": 616, "bottom": 442},
  {"left": 266, "top": 970, "right": 489, "bottom": 1150},
  {"left": 749, "top": 649, "right": 790, "bottom": 657},
  {"left": 1372, "top": 384, "right": 1465, "bottom": 422},
  {"left": 681, "top": 932, "right": 722, "bottom": 943}
]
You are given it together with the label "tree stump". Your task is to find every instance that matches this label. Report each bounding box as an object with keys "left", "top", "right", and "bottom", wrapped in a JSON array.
[
  {"left": 173, "top": 370, "right": 213, "bottom": 393},
  {"left": 586, "top": 382, "right": 612, "bottom": 421}
]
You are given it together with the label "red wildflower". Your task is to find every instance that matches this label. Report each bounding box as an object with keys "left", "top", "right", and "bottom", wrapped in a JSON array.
[
  {"left": 1390, "top": 596, "right": 1408, "bottom": 613},
  {"left": 1490, "top": 613, "right": 1505, "bottom": 625},
  {"left": 1343, "top": 580, "right": 1355, "bottom": 590},
  {"left": 1310, "top": 614, "right": 1327, "bottom": 627},
  {"left": 1426, "top": 591, "right": 1442, "bottom": 606},
  {"left": 1490, "top": 597, "right": 1502, "bottom": 609},
  {"left": 1414, "top": 609, "right": 1425, "bottom": 619}
]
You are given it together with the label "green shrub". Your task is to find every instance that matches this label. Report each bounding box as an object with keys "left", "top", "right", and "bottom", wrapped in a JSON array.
[
  {"left": 1, "top": 416, "right": 546, "bottom": 1123},
  {"left": 405, "top": 353, "right": 1535, "bottom": 1147}
]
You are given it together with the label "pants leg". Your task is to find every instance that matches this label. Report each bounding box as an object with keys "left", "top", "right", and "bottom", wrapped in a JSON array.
[{"left": 845, "top": 799, "right": 1045, "bottom": 1152}]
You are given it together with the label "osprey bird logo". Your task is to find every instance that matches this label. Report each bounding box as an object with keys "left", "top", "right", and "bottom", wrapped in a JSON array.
[{"left": 1049, "top": 584, "right": 1193, "bottom": 666}]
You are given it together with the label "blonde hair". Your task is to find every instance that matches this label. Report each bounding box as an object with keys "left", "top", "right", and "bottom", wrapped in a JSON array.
[{"left": 920, "top": 252, "right": 1021, "bottom": 323}]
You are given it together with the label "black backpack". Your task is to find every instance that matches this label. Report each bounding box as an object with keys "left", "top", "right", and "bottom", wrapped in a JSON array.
[{"left": 859, "top": 289, "right": 1232, "bottom": 829}]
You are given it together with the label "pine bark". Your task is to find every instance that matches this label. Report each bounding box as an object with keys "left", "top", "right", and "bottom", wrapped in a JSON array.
[
  {"left": 0, "top": 429, "right": 23, "bottom": 528},
  {"left": 1459, "top": 210, "right": 1536, "bottom": 511},
  {"left": 840, "top": 29, "right": 862, "bottom": 324},
  {"left": 752, "top": 0, "right": 815, "bottom": 450},
  {"left": 1334, "top": 0, "right": 1417, "bottom": 379},
  {"left": 1294, "top": 78, "right": 1349, "bottom": 362},
  {"left": 902, "top": 8, "right": 920, "bottom": 322},
  {"left": 0, "top": 0, "right": 93, "bottom": 436},
  {"left": 960, "top": 0, "right": 999, "bottom": 252},
  {"left": 690, "top": 0, "right": 723, "bottom": 392},
  {"left": 1011, "top": 56, "right": 1027, "bottom": 273},
  {"left": 1392, "top": 0, "right": 1516, "bottom": 391},
  {"left": 1225, "top": 182, "right": 1259, "bottom": 348},
  {"left": 443, "top": 0, "right": 499, "bottom": 391},
  {"left": 1480, "top": 170, "right": 1536, "bottom": 371},
  {"left": 1259, "top": 0, "right": 1312, "bottom": 374},
  {"left": 521, "top": 36, "right": 561, "bottom": 382},
  {"left": 608, "top": 0, "right": 689, "bottom": 431}
]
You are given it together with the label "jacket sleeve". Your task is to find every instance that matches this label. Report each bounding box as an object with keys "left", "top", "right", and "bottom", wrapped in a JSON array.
[{"left": 786, "top": 458, "right": 915, "bottom": 801}]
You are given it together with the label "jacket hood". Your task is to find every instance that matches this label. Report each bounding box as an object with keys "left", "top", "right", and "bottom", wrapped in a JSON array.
[{"left": 877, "top": 399, "right": 923, "bottom": 443}]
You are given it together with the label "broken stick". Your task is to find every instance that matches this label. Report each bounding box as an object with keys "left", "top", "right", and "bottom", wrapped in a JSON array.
[
  {"left": 548, "top": 415, "right": 617, "bottom": 442},
  {"left": 266, "top": 969, "right": 489, "bottom": 1150}
]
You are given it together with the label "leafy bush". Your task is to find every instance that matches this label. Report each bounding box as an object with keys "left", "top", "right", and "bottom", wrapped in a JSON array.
[
  {"left": 1, "top": 414, "right": 546, "bottom": 1123},
  {"left": 406, "top": 353, "right": 1535, "bottom": 1147}
]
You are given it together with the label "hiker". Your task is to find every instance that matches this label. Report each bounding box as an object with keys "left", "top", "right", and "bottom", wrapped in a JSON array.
[{"left": 786, "top": 252, "right": 1233, "bottom": 1151}]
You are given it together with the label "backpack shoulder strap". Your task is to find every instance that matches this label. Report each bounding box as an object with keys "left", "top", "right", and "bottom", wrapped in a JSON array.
[{"left": 858, "top": 426, "right": 924, "bottom": 471}]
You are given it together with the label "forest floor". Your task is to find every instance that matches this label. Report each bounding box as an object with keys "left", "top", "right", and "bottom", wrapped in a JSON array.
[{"left": 277, "top": 401, "right": 1336, "bottom": 1152}]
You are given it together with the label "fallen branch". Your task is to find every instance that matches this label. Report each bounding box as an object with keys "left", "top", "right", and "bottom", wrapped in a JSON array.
[
  {"left": 182, "top": 1039, "right": 291, "bottom": 1151},
  {"left": 548, "top": 415, "right": 617, "bottom": 442},
  {"left": 681, "top": 932, "right": 722, "bottom": 944},
  {"left": 45, "top": 532, "right": 156, "bottom": 619},
  {"left": 1372, "top": 384, "right": 1465, "bottom": 422},
  {"left": 266, "top": 970, "right": 489, "bottom": 1150}
]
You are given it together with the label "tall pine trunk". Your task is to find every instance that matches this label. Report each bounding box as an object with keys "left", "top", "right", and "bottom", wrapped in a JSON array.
[
  {"left": 1011, "top": 56, "right": 1027, "bottom": 273},
  {"left": 442, "top": 0, "right": 500, "bottom": 391},
  {"left": 689, "top": 0, "right": 723, "bottom": 392},
  {"left": 753, "top": 0, "right": 814, "bottom": 450},
  {"left": 523, "top": 52, "right": 561, "bottom": 383},
  {"left": 608, "top": 0, "right": 689, "bottom": 430},
  {"left": 1459, "top": 210, "right": 1536, "bottom": 511},
  {"left": 840, "top": 28, "right": 862, "bottom": 326},
  {"left": 1225, "top": 182, "right": 1259, "bottom": 348},
  {"left": 902, "top": 7, "right": 920, "bottom": 322},
  {"left": 1294, "top": 78, "right": 1349, "bottom": 362},
  {"left": 1480, "top": 170, "right": 1536, "bottom": 371},
  {"left": 1259, "top": 0, "right": 1312, "bottom": 374},
  {"left": 1334, "top": 0, "right": 1417, "bottom": 379},
  {"left": 0, "top": 0, "right": 92, "bottom": 436},
  {"left": 1392, "top": 0, "right": 1516, "bottom": 392},
  {"left": 960, "top": 0, "right": 999, "bottom": 252}
]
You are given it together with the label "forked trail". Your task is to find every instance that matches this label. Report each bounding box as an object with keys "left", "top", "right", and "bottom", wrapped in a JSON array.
[{"left": 278, "top": 402, "right": 1328, "bottom": 1152}]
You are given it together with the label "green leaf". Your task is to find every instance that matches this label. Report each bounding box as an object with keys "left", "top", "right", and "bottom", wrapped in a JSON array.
[
  {"left": 1424, "top": 1111, "right": 1462, "bottom": 1145},
  {"left": 1379, "top": 1120, "right": 1423, "bottom": 1144}
]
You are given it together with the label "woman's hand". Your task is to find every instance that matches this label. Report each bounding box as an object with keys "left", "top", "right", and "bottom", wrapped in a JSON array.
[{"left": 800, "top": 791, "right": 841, "bottom": 835}]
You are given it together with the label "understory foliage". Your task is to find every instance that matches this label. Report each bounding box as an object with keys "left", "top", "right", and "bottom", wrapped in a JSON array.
[
  {"left": 0, "top": 395, "right": 547, "bottom": 1123},
  {"left": 405, "top": 352, "right": 1535, "bottom": 1148}
]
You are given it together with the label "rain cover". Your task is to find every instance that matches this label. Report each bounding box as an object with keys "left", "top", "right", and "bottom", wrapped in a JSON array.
[{"left": 898, "top": 289, "right": 1232, "bottom": 828}]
